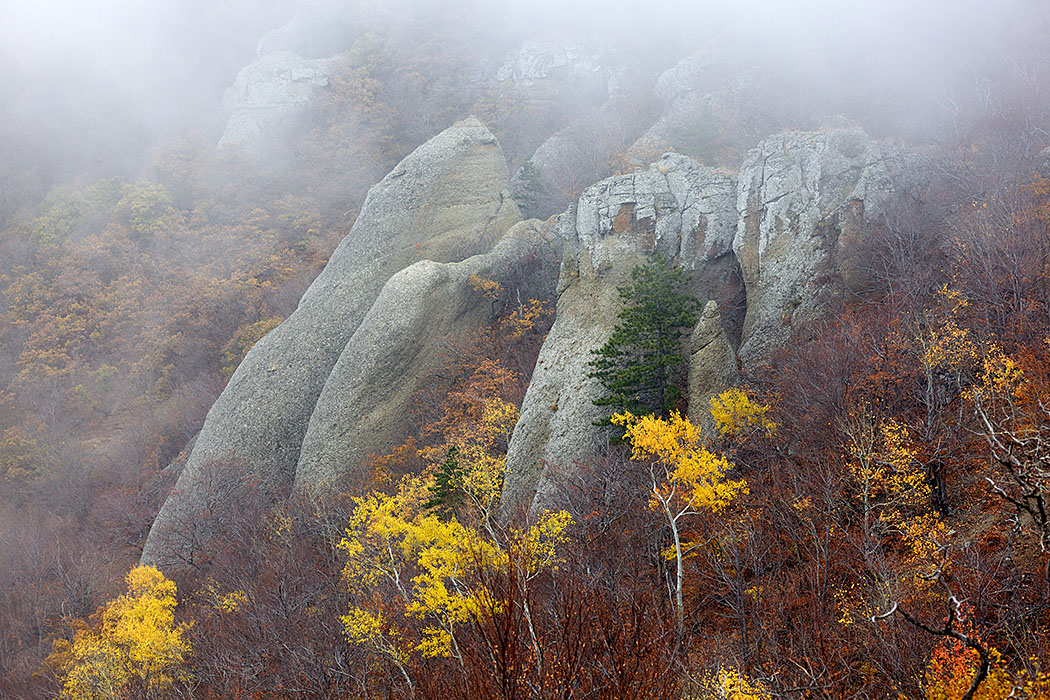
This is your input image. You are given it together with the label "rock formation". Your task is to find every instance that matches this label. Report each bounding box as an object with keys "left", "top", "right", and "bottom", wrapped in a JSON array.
[
  {"left": 495, "top": 36, "right": 608, "bottom": 86},
  {"left": 687, "top": 301, "right": 739, "bottom": 433},
  {"left": 507, "top": 47, "right": 668, "bottom": 220},
  {"left": 502, "top": 128, "right": 922, "bottom": 517},
  {"left": 149, "top": 112, "right": 924, "bottom": 565},
  {"left": 500, "top": 153, "right": 738, "bottom": 519},
  {"left": 294, "top": 219, "right": 558, "bottom": 490},
  {"left": 732, "top": 128, "right": 921, "bottom": 360},
  {"left": 143, "top": 117, "right": 520, "bottom": 565},
  {"left": 217, "top": 51, "right": 346, "bottom": 152}
]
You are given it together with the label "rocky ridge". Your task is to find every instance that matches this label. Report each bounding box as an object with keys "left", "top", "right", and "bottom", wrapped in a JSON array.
[
  {"left": 143, "top": 117, "right": 521, "bottom": 565},
  {"left": 294, "top": 219, "right": 558, "bottom": 490},
  {"left": 144, "top": 118, "right": 922, "bottom": 562}
]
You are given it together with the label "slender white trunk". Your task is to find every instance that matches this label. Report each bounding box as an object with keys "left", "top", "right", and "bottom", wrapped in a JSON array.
[{"left": 656, "top": 484, "right": 685, "bottom": 639}]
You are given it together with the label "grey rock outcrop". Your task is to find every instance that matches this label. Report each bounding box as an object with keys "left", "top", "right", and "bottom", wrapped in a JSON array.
[
  {"left": 687, "top": 301, "right": 738, "bottom": 433},
  {"left": 217, "top": 51, "right": 344, "bottom": 151},
  {"left": 500, "top": 154, "right": 737, "bottom": 519},
  {"left": 569, "top": 153, "right": 737, "bottom": 269},
  {"left": 295, "top": 220, "right": 558, "bottom": 489},
  {"left": 626, "top": 48, "right": 764, "bottom": 168},
  {"left": 509, "top": 54, "right": 668, "bottom": 219},
  {"left": 143, "top": 118, "right": 520, "bottom": 565},
  {"left": 732, "top": 128, "right": 919, "bottom": 359},
  {"left": 496, "top": 35, "right": 608, "bottom": 86},
  {"left": 502, "top": 128, "right": 922, "bottom": 518}
]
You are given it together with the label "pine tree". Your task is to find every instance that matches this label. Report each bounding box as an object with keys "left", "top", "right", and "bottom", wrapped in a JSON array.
[
  {"left": 423, "top": 445, "right": 465, "bottom": 520},
  {"left": 588, "top": 254, "right": 702, "bottom": 423}
]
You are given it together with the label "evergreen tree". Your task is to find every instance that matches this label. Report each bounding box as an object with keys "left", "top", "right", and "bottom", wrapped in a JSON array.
[
  {"left": 512, "top": 158, "right": 545, "bottom": 218},
  {"left": 423, "top": 445, "right": 465, "bottom": 520},
  {"left": 588, "top": 254, "right": 702, "bottom": 424}
]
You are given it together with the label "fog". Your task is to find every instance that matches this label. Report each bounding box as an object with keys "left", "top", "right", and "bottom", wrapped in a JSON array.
[
  {"left": 3, "top": 2, "right": 1050, "bottom": 695},
  {"left": 1, "top": 0, "right": 1048, "bottom": 209}
]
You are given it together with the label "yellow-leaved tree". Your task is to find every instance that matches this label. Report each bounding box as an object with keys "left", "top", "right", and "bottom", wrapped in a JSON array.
[
  {"left": 840, "top": 402, "right": 948, "bottom": 596},
  {"left": 339, "top": 469, "right": 572, "bottom": 691},
  {"left": 421, "top": 395, "right": 519, "bottom": 532},
  {"left": 612, "top": 408, "right": 748, "bottom": 638},
  {"left": 49, "top": 565, "right": 191, "bottom": 700},
  {"left": 709, "top": 388, "right": 778, "bottom": 440}
]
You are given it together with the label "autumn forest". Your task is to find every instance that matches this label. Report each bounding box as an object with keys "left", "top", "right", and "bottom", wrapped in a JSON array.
[{"left": 4, "top": 1, "right": 1050, "bottom": 699}]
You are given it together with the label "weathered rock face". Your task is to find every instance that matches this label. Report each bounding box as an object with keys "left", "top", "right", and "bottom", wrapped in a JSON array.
[
  {"left": 687, "top": 301, "right": 738, "bottom": 433},
  {"left": 143, "top": 118, "right": 520, "bottom": 566},
  {"left": 732, "top": 128, "right": 920, "bottom": 360},
  {"left": 496, "top": 35, "right": 608, "bottom": 87},
  {"left": 562, "top": 153, "right": 738, "bottom": 272},
  {"left": 502, "top": 128, "right": 923, "bottom": 518},
  {"left": 626, "top": 48, "right": 764, "bottom": 168},
  {"left": 509, "top": 53, "right": 668, "bottom": 220},
  {"left": 294, "top": 219, "right": 558, "bottom": 490},
  {"left": 500, "top": 154, "right": 737, "bottom": 519},
  {"left": 217, "top": 51, "right": 343, "bottom": 151}
]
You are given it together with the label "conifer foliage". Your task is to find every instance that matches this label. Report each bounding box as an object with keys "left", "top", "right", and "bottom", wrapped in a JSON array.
[
  {"left": 588, "top": 254, "right": 702, "bottom": 422},
  {"left": 423, "top": 445, "right": 465, "bottom": 520}
]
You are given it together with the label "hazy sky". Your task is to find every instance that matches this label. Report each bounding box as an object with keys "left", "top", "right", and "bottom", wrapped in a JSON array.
[{"left": 1, "top": 0, "right": 1047, "bottom": 181}]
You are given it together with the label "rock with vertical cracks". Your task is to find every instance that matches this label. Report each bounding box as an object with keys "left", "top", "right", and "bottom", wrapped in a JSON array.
[
  {"left": 732, "top": 128, "right": 923, "bottom": 360},
  {"left": 687, "top": 301, "right": 739, "bottom": 435},
  {"left": 500, "top": 154, "right": 737, "bottom": 520}
]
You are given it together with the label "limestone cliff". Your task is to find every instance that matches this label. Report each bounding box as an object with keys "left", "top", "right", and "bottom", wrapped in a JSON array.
[{"left": 733, "top": 128, "right": 924, "bottom": 360}]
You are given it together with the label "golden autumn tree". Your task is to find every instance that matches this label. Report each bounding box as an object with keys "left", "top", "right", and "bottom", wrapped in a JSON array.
[
  {"left": 711, "top": 666, "right": 775, "bottom": 700},
  {"left": 50, "top": 565, "right": 191, "bottom": 700},
  {"left": 709, "top": 387, "right": 778, "bottom": 440},
  {"left": 842, "top": 408, "right": 948, "bottom": 572},
  {"left": 612, "top": 407, "right": 749, "bottom": 637},
  {"left": 968, "top": 343, "right": 1050, "bottom": 552},
  {"left": 422, "top": 395, "right": 519, "bottom": 531},
  {"left": 339, "top": 470, "right": 572, "bottom": 689}
]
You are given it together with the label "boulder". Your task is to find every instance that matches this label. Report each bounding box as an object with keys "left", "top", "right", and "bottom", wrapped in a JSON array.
[
  {"left": 294, "top": 219, "right": 558, "bottom": 490},
  {"left": 500, "top": 154, "right": 737, "bottom": 519},
  {"left": 143, "top": 117, "right": 520, "bottom": 566}
]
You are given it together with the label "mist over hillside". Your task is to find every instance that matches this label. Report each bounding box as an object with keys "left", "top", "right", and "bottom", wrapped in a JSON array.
[
  {"left": 2, "top": 0, "right": 1046, "bottom": 187},
  {"left": 2, "top": 1, "right": 1050, "bottom": 698}
]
